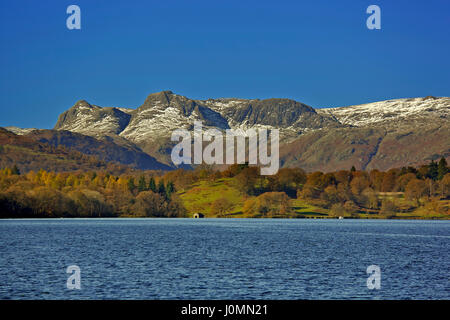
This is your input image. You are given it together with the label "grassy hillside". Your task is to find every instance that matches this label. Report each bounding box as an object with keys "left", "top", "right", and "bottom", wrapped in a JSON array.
[
  {"left": 178, "top": 178, "right": 245, "bottom": 217},
  {"left": 178, "top": 177, "right": 449, "bottom": 219}
]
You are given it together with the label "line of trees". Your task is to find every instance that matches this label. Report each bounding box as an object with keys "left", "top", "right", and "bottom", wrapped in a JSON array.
[
  {"left": 0, "top": 169, "right": 185, "bottom": 218},
  {"left": 0, "top": 157, "right": 448, "bottom": 218},
  {"left": 193, "top": 159, "right": 449, "bottom": 217},
  {"left": 156, "top": 158, "right": 449, "bottom": 217}
]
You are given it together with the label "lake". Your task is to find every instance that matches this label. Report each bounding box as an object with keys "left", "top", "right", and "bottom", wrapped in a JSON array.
[{"left": 0, "top": 218, "right": 448, "bottom": 299}]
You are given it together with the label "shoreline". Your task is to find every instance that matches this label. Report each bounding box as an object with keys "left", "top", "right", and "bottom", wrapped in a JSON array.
[{"left": 1, "top": 216, "right": 449, "bottom": 220}]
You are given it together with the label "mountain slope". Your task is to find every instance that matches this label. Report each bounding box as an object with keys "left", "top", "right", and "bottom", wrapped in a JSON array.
[
  {"left": 25, "top": 129, "right": 172, "bottom": 171},
  {"left": 53, "top": 91, "right": 344, "bottom": 164},
  {"left": 0, "top": 128, "right": 125, "bottom": 173},
  {"left": 50, "top": 92, "right": 450, "bottom": 172},
  {"left": 286, "top": 96, "right": 450, "bottom": 171},
  {"left": 317, "top": 96, "right": 449, "bottom": 127},
  {"left": 54, "top": 100, "right": 133, "bottom": 137}
]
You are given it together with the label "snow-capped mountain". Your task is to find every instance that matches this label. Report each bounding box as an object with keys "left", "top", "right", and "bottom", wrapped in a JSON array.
[
  {"left": 54, "top": 100, "right": 132, "bottom": 137},
  {"left": 34, "top": 92, "right": 450, "bottom": 171},
  {"left": 317, "top": 96, "right": 450, "bottom": 127},
  {"left": 54, "top": 91, "right": 341, "bottom": 143}
]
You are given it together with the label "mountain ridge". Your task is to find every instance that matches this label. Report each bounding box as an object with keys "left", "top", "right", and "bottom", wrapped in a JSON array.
[{"left": 6, "top": 91, "right": 450, "bottom": 172}]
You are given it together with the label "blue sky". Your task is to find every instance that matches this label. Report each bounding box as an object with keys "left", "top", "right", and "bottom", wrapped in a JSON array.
[{"left": 1, "top": 0, "right": 449, "bottom": 128}]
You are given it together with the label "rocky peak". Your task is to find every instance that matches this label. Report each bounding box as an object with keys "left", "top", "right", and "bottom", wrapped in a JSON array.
[
  {"left": 140, "top": 91, "right": 174, "bottom": 109},
  {"left": 51, "top": 92, "right": 450, "bottom": 170},
  {"left": 73, "top": 99, "right": 94, "bottom": 109},
  {"left": 54, "top": 100, "right": 131, "bottom": 136}
]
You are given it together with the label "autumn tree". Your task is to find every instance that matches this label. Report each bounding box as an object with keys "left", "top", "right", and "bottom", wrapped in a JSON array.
[
  {"left": 416, "top": 165, "right": 429, "bottom": 180},
  {"left": 269, "top": 168, "right": 306, "bottom": 197},
  {"left": 243, "top": 192, "right": 291, "bottom": 217},
  {"left": 381, "top": 170, "right": 397, "bottom": 192},
  {"left": 304, "top": 172, "right": 326, "bottom": 194},
  {"left": 343, "top": 200, "right": 359, "bottom": 217},
  {"left": 28, "top": 187, "right": 74, "bottom": 217},
  {"left": 350, "top": 176, "right": 370, "bottom": 195},
  {"left": 211, "top": 197, "right": 234, "bottom": 216},
  {"left": 439, "top": 173, "right": 450, "bottom": 198},
  {"left": 234, "top": 166, "right": 260, "bottom": 195},
  {"left": 222, "top": 163, "right": 248, "bottom": 177},
  {"left": 68, "top": 189, "right": 112, "bottom": 217},
  {"left": 380, "top": 199, "right": 397, "bottom": 218},
  {"left": 133, "top": 191, "right": 167, "bottom": 217},
  {"left": 369, "top": 169, "right": 384, "bottom": 192},
  {"left": 395, "top": 173, "right": 417, "bottom": 192},
  {"left": 362, "top": 188, "right": 379, "bottom": 209},
  {"left": 405, "top": 179, "right": 428, "bottom": 206},
  {"left": 322, "top": 185, "right": 340, "bottom": 204},
  {"left": 330, "top": 203, "right": 346, "bottom": 218},
  {"left": 334, "top": 170, "right": 352, "bottom": 185}
]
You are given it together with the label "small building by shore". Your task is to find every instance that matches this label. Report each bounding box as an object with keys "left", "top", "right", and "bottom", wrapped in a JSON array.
[{"left": 193, "top": 213, "right": 205, "bottom": 218}]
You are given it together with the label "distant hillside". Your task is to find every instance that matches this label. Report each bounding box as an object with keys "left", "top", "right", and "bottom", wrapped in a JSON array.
[
  {"left": 25, "top": 129, "right": 172, "bottom": 171},
  {"left": 0, "top": 128, "right": 128, "bottom": 173}
]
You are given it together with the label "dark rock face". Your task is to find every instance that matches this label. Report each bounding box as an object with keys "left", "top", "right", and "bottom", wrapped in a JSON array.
[
  {"left": 218, "top": 99, "right": 319, "bottom": 127},
  {"left": 137, "top": 91, "right": 230, "bottom": 129}
]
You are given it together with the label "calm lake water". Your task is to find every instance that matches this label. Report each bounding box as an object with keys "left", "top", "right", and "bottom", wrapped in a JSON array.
[{"left": 0, "top": 218, "right": 449, "bottom": 300}]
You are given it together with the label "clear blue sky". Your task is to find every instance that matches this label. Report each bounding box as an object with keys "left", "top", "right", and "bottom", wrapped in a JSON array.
[{"left": 1, "top": 0, "right": 449, "bottom": 128}]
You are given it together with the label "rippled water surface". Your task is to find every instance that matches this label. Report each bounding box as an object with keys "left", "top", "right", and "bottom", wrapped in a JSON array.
[{"left": 0, "top": 218, "right": 449, "bottom": 299}]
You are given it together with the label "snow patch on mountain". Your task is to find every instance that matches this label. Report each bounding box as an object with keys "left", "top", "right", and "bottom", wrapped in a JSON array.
[
  {"left": 317, "top": 97, "right": 450, "bottom": 127},
  {"left": 4, "top": 127, "right": 37, "bottom": 135},
  {"left": 53, "top": 93, "right": 450, "bottom": 151}
]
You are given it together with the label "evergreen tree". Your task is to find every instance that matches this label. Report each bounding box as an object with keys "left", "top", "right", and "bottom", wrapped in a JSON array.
[
  {"left": 11, "top": 165, "right": 20, "bottom": 175},
  {"left": 127, "top": 177, "right": 136, "bottom": 193},
  {"left": 148, "top": 177, "right": 156, "bottom": 192},
  {"left": 350, "top": 166, "right": 356, "bottom": 172},
  {"left": 427, "top": 160, "right": 438, "bottom": 181},
  {"left": 157, "top": 180, "right": 165, "bottom": 195},
  {"left": 437, "top": 157, "right": 448, "bottom": 180},
  {"left": 138, "top": 175, "right": 147, "bottom": 192},
  {"left": 166, "top": 181, "right": 175, "bottom": 199}
]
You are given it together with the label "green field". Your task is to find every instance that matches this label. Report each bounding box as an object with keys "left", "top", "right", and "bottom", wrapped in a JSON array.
[
  {"left": 178, "top": 178, "right": 245, "bottom": 217},
  {"left": 179, "top": 178, "right": 449, "bottom": 219}
]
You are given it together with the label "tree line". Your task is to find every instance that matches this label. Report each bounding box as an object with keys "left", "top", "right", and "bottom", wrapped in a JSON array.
[
  {"left": 0, "top": 157, "right": 448, "bottom": 218},
  {"left": 0, "top": 168, "right": 184, "bottom": 218}
]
